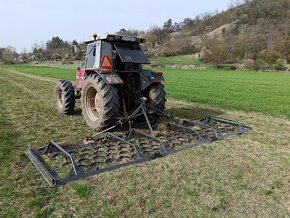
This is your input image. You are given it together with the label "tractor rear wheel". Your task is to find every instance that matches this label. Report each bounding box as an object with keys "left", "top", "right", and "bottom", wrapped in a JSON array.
[
  {"left": 81, "top": 74, "right": 120, "bottom": 131},
  {"left": 147, "top": 83, "right": 166, "bottom": 112},
  {"left": 55, "top": 80, "right": 75, "bottom": 115}
]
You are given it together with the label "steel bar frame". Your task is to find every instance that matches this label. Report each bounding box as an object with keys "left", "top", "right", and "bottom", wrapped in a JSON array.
[{"left": 26, "top": 115, "right": 252, "bottom": 187}]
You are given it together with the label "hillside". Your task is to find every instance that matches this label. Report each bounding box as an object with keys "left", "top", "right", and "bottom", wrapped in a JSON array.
[{"left": 141, "top": 0, "right": 290, "bottom": 69}]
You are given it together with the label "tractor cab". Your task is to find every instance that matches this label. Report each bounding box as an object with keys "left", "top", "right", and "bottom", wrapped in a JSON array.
[{"left": 83, "top": 34, "right": 150, "bottom": 72}]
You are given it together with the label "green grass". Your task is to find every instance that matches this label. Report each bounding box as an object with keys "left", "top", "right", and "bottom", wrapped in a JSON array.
[
  {"left": 150, "top": 54, "right": 207, "bottom": 66},
  {"left": 6, "top": 65, "right": 290, "bottom": 119},
  {"left": 0, "top": 66, "right": 289, "bottom": 217},
  {"left": 4, "top": 64, "right": 76, "bottom": 80},
  {"left": 0, "top": 107, "right": 19, "bottom": 166},
  {"left": 71, "top": 182, "right": 90, "bottom": 198},
  {"left": 161, "top": 68, "right": 290, "bottom": 118}
]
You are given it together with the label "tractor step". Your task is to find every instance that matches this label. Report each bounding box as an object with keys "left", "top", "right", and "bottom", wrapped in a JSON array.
[{"left": 25, "top": 116, "right": 252, "bottom": 187}]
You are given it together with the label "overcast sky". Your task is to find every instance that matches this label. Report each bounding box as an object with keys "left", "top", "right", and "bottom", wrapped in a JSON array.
[{"left": 0, "top": 0, "right": 231, "bottom": 52}]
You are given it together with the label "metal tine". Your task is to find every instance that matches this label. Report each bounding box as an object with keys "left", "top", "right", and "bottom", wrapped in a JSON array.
[
  {"left": 51, "top": 153, "right": 62, "bottom": 159},
  {"left": 78, "top": 153, "right": 91, "bottom": 159},
  {"left": 62, "top": 161, "right": 71, "bottom": 167},
  {"left": 119, "top": 152, "right": 133, "bottom": 159},
  {"left": 131, "top": 128, "right": 168, "bottom": 154},
  {"left": 106, "top": 158, "right": 115, "bottom": 163},
  {"left": 90, "top": 162, "right": 100, "bottom": 168},
  {"left": 208, "top": 116, "right": 252, "bottom": 139},
  {"left": 92, "top": 157, "right": 106, "bottom": 164},
  {"left": 107, "top": 147, "right": 118, "bottom": 153},
  {"left": 107, "top": 133, "right": 142, "bottom": 159},
  {"left": 118, "top": 144, "right": 131, "bottom": 151},
  {"left": 93, "top": 150, "right": 107, "bottom": 156},
  {"left": 46, "top": 140, "right": 80, "bottom": 176},
  {"left": 119, "top": 149, "right": 132, "bottom": 154},
  {"left": 78, "top": 158, "right": 90, "bottom": 165},
  {"left": 88, "top": 132, "right": 110, "bottom": 145},
  {"left": 80, "top": 148, "right": 92, "bottom": 153},
  {"left": 169, "top": 123, "right": 206, "bottom": 143},
  {"left": 204, "top": 116, "right": 245, "bottom": 139},
  {"left": 182, "top": 119, "right": 219, "bottom": 139}
]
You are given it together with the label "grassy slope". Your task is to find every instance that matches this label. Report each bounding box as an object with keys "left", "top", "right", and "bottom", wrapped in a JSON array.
[
  {"left": 6, "top": 65, "right": 290, "bottom": 119},
  {"left": 0, "top": 66, "right": 289, "bottom": 217}
]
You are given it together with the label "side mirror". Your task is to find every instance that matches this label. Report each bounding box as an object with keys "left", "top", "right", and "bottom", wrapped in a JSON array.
[{"left": 72, "top": 45, "right": 77, "bottom": 54}]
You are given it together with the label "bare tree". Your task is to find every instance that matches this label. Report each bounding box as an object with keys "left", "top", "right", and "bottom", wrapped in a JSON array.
[
  {"left": 202, "top": 38, "right": 229, "bottom": 67},
  {"left": 2, "top": 46, "right": 16, "bottom": 64}
]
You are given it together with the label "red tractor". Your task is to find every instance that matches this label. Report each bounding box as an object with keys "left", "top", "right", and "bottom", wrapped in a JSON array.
[{"left": 55, "top": 34, "right": 166, "bottom": 130}]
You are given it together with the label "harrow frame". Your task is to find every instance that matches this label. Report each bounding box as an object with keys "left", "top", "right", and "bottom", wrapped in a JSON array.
[{"left": 26, "top": 113, "right": 252, "bottom": 187}]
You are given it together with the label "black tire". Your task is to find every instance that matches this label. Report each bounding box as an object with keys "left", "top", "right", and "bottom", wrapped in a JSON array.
[
  {"left": 55, "top": 80, "right": 75, "bottom": 115},
  {"left": 147, "top": 83, "right": 166, "bottom": 112},
  {"left": 81, "top": 74, "right": 120, "bottom": 131}
]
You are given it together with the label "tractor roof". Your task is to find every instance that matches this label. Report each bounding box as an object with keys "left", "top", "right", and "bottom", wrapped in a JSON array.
[{"left": 84, "top": 34, "right": 146, "bottom": 45}]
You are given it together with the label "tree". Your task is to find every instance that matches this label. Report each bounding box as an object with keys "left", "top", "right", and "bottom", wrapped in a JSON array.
[
  {"left": 163, "top": 19, "right": 173, "bottom": 31},
  {"left": 117, "top": 28, "right": 127, "bottom": 35},
  {"left": 148, "top": 25, "right": 167, "bottom": 43},
  {"left": 116, "top": 28, "right": 139, "bottom": 36},
  {"left": 45, "top": 37, "right": 71, "bottom": 59},
  {"left": 46, "top": 36, "right": 64, "bottom": 50},
  {"left": 2, "top": 46, "right": 16, "bottom": 64},
  {"left": 202, "top": 38, "right": 229, "bottom": 67},
  {"left": 0, "top": 48, "right": 4, "bottom": 62}
]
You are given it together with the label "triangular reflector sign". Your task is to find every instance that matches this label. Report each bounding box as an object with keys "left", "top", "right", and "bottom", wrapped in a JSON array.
[{"left": 101, "top": 55, "right": 112, "bottom": 69}]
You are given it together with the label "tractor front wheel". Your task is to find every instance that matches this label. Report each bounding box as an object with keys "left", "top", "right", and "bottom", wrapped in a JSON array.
[
  {"left": 81, "top": 74, "right": 120, "bottom": 131},
  {"left": 55, "top": 80, "right": 75, "bottom": 115}
]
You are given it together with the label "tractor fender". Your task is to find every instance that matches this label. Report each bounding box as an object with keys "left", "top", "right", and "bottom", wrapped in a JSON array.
[
  {"left": 85, "top": 70, "right": 124, "bottom": 85},
  {"left": 76, "top": 69, "right": 86, "bottom": 90},
  {"left": 140, "top": 70, "right": 164, "bottom": 91},
  {"left": 101, "top": 73, "right": 124, "bottom": 85}
]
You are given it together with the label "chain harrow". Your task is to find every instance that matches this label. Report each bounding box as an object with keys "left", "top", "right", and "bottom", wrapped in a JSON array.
[{"left": 26, "top": 113, "right": 252, "bottom": 187}]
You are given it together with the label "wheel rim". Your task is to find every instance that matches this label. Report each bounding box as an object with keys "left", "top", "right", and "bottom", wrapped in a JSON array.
[
  {"left": 57, "top": 88, "right": 64, "bottom": 108},
  {"left": 86, "top": 87, "right": 101, "bottom": 122}
]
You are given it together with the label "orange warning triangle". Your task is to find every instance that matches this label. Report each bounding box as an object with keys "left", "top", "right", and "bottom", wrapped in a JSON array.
[{"left": 101, "top": 55, "right": 112, "bottom": 69}]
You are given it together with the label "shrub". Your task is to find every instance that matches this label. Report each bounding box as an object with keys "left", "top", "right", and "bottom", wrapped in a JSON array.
[
  {"left": 274, "top": 58, "right": 287, "bottom": 71},
  {"left": 242, "top": 59, "right": 255, "bottom": 70},
  {"left": 224, "top": 65, "right": 237, "bottom": 70},
  {"left": 160, "top": 46, "right": 173, "bottom": 57},
  {"left": 254, "top": 58, "right": 269, "bottom": 71},
  {"left": 203, "top": 46, "right": 229, "bottom": 68},
  {"left": 258, "top": 49, "right": 280, "bottom": 64}
]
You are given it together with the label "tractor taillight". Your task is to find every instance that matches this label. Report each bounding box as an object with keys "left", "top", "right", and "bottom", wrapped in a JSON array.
[{"left": 154, "top": 72, "right": 163, "bottom": 76}]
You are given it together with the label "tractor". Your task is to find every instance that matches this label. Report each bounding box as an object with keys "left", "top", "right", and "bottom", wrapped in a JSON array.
[{"left": 55, "top": 33, "right": 166, "bottom": 130}]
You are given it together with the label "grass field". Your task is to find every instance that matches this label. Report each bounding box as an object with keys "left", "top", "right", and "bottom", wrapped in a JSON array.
[
  {"left": 0, "top": 65, "right": 290, "bottom": 217},
  {"left": 163, "top": 68, "right": 290, "bottom": 119},
  {"left": 6, "top": 65, "right": 290, "bottom": 119},
  {"left": 150, "top": 54, "right": 207, "bottom": 66}
]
